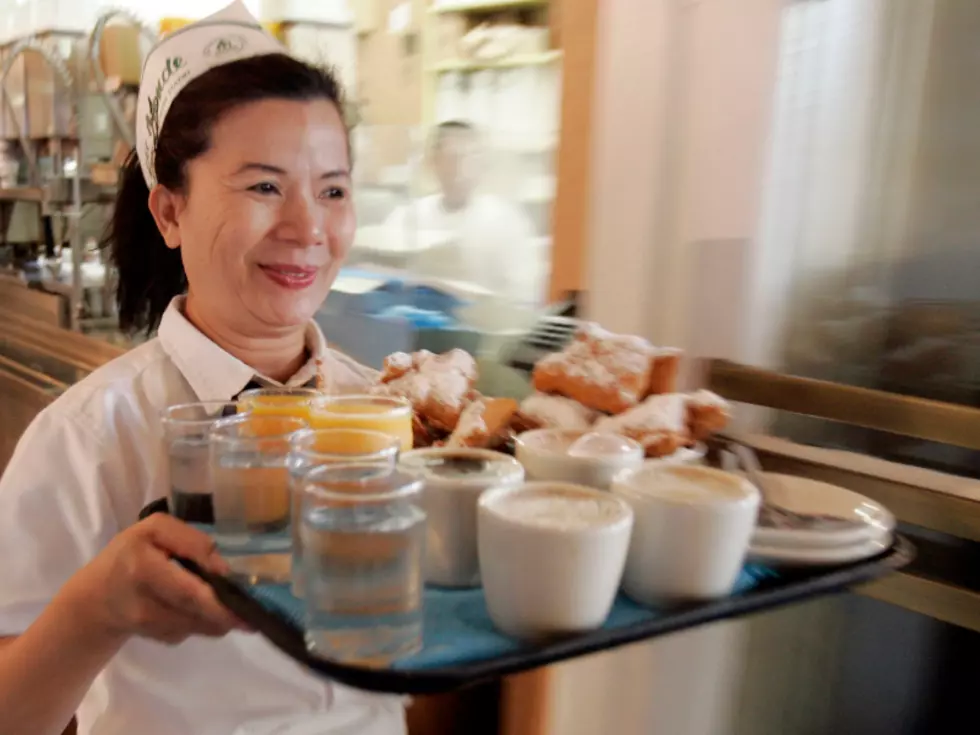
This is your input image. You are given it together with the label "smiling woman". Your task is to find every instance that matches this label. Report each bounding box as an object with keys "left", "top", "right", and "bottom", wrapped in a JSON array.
[
  {"left": 0, "top": 3, "right": 404, "bottom": 735},
  {"left": 110, "top": 53, "right": 354, "bottom": 377}
]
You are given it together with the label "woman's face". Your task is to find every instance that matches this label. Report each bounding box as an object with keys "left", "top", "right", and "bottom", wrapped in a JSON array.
[{"left": 173, "top": 98, "right": 353, "bottom": 335}]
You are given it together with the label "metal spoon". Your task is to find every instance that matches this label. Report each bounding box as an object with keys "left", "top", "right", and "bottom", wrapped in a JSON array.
[{"left": 721, "top": 437, "right": 867, "bottom": 533}]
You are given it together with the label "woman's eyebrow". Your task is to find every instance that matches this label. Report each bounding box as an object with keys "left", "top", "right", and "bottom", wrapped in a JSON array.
[
  {"left": 232, "top": 163, "right": 350, "bottom": 179},
  {"left": 234, "top": 162, "right": 286, "bottom": 175}
]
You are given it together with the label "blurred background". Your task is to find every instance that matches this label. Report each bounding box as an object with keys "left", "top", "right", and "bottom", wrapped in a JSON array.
[{"left": 2, "top": 1, "right": 979, "bottom": 734}]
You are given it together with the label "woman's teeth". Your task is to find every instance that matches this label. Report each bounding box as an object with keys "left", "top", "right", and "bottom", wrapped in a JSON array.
[{"left": 259, "top": 264, "right": 319, "bottom": 289}]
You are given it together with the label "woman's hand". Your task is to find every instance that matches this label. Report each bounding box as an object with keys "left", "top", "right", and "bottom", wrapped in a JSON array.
[{"left": 58, "top": 514, "right": 250, "bottom": 646}]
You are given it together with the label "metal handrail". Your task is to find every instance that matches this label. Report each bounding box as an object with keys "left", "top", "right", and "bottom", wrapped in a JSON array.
[
  {"left": 0, "top": 38, "right": 73, "bottom": 184},
  {"left": 87, "top": 8, "right": 158, "bottom": 147},
  {"left": 705, "top": 359, "right": 980, "bottom": 451},
  {"left": 0, "top": 352, "right": 68, "bottom": 391},
  {"left": 0, "top": 318, "right": 125, "bottom": 372}
]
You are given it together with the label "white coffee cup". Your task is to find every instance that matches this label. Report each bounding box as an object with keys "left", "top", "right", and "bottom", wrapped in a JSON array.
[
  {"left": 515, "top": 429, "right": 644, "bottom": 490},
  {"left": 399, "top": 447, "right": 525, "bottom": 587},
  {"left": 477, "top": 481, "right": 634, "bottom": 640},
  {"left": 612, "top": 464, "right": 760, "bottom": 605}
]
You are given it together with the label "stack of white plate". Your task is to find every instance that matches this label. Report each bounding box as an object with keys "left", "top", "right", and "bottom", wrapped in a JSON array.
[{"left": 749, "top": 473, "right": 895, "bottom": 567}]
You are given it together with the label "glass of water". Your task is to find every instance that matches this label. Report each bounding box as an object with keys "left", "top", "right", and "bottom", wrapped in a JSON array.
[
  {"left": 300, "top": 463, "right": 426, "bottom": 665},
  {"left": 210, "top": 414, "right": 308, "bottom": 583},
  {"left": 288, "top": 429, "right": 402, "bottom": 598},
  {"left": 161, "top": 401, "right": 245, "bottom": 524}
]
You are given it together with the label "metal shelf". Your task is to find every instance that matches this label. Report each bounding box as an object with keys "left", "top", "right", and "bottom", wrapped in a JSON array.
[
  {"left": 428, "top": 50, "right": 562, "bottom": 73},
  {"left": 0, "top": 187, "right": 44, "bottom": 203},
  {"left": 429, "top": 0, "right": 548, "bottom": 14},
  {"left": 0, "top": 179, "right": 116, "bottom": 206}
]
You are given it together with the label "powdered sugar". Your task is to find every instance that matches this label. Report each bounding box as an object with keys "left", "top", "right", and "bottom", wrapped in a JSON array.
[
  {"left": 595, "top": 393, "right": 688, "bottom": 435},
  {"left": 538, "top": 324, "right": 651, "bottom": 401},
  {"left": 520, "top": 392, "right": 598, "bottom": 431},
  {"left": 687, "top": 389, "right": 729, "bottom": 410},
  {"left": 447, "top": 399, "right": 488, "bottom": 447},
  {"left": 414, "top": 348, "right": 477, "bottom": 381},
  {"left": 427, "top": 368, "right": 471, "bottom": 413},
  {"left": 383, "top": 352, "right": 413, "bottom": 378},
  {"left": 373, "top": 372, "right": 431, "bottom": 405}
]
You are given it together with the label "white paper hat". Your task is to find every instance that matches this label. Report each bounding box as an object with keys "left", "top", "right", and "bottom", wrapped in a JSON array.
[{"left": 136, "top": 1, "right": 284, "bottom": 187}]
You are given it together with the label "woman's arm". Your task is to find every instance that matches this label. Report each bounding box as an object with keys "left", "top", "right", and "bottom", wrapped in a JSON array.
[
  {"left": 0, "top": 515, "right": 247, "bottom": 735},
  {"left": 0, "top": 604, "right": 127, "bottom": 735}
]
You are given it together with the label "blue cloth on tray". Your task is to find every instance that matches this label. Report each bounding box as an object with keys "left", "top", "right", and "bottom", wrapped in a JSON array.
[
  {"left": 199, "top": 524, "right": 780, "bottom": 671},
  {"left": 247, "top": 566, "right": 778, "bottom": 671}
]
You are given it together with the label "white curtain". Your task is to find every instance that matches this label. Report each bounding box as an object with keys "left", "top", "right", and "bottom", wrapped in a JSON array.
[{"left": 744, "top": 0, "right": 936, "bottom": 383}]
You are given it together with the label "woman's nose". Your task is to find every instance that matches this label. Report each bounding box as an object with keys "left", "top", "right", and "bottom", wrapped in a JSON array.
[{"left": 279, "top": 190, "right": 327, "bottom": 246}]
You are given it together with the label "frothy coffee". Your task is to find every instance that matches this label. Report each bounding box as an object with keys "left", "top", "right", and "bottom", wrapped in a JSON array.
[
  {"left": 490, "top": 485, "right": 627, "bottom": 530},
  {"left": 624, "top": 465, "right": 752, "bottom": 504},
  {"left": 420, "top": 455, "right": 491, "bottom": 477},
  {"left": 400, "top": 448, "right": 523, "bottom": 484}
]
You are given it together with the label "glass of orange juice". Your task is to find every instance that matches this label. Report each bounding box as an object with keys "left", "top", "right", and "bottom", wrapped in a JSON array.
[
  {"left": 310, "top": 395, "right": 414, "bottom": 451},
  {"left": 237, "top": 387, "right": 319, "bottom": 424}
]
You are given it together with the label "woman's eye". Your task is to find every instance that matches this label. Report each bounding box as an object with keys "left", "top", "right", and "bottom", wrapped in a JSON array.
[
  {"left": 321, "top": 186, "right": 347, "bottom": 200},
  {"left": 249, "top": 182, "right": 280, "bottom": 195}
]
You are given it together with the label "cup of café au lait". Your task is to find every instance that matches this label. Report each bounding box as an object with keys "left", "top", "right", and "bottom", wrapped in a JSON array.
[
  {"left": 478, "top": 482, "right": 633, "bottom": 640},
  {"left": 400, "top": 447, "right": 525, "bottom": 588},
  {"left": 515, "top": 429, "right": 644, "bottom": 490},
  {"left": 612, "top": 464, "right": 760, "bottom": 605}
]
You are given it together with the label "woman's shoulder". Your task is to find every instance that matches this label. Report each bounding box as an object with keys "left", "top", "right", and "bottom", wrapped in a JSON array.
[{"left": 320, "top": 347, "right": 381, "bottom": 393}]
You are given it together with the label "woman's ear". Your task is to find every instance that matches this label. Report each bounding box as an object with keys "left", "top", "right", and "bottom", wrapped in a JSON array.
[{"left": 148, "top": 185, "right": 187, "bottom": 250}]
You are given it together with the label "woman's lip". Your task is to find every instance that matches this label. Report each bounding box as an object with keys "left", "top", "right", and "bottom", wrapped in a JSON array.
[{"left": 258, "top": 264, "right": 319, "bottom": 290}]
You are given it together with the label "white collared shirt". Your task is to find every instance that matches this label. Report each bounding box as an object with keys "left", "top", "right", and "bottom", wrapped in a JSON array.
[{"left": 0, "top": 298, "right": 404, "bottom": 735}]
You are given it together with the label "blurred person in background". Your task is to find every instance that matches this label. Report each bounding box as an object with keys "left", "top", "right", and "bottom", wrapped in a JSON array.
[{"left": 383, "top": 121, "right": 540, "bottom": 304}]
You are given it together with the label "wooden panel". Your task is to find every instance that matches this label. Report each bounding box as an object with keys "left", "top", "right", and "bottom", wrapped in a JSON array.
[
  {"left": 547, "top": 0, "right": 599, "bottom": 301},
  {"left": 358, "top": 0, "right": 424, "bottom": 127},
  {"left": 859, "top": 573, "right": 980, "bottom": 634},
  {"left": 406, "top": 683, "right": 501, "bottom": 735},
  {"left": 501, "top": 2, "right": 600, "bottom": 726},
  {"left": 752, "top": 443, "right": 980, "bottom": 542},
  {"left": 500, "top": 669, "right": 553, "bottom": 735},
  {"left": 0, "top": 277, "right": 67, "bottom": 328},
  {"left": 0, "top": 311, "right": 125, "bottom": 372},
  {"left": 0, "top": 367, "right": 55, "bottom": 476},
  {"left": 706, "top": 359, "right": 980, "bottom": 450},
  {"left": 730, "top": 432, "right": 980, "bottom": 541}
]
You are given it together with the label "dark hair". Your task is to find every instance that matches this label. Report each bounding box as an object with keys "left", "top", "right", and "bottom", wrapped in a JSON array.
[
  {"left": 430, "top": 120, "right": 475, "bottom": 151},
  {"left": 105, "top": 53, "right": 346, "bottom": 335}
]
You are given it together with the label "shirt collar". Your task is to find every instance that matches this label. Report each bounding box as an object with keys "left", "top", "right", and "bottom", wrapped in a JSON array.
[{"left": 157, "top": 296, "right": 327, "bottom": 402}]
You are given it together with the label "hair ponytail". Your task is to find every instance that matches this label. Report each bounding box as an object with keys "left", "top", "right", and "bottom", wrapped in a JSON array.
[{"left": 103, "top": 150, "right": 186, "bottom": 335}]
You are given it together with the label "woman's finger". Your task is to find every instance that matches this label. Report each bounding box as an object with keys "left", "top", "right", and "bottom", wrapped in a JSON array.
[
  {"left": 139, "top": 579, "right": 247, "bottom": 638},
  {"left": 140, "top": 514, "right": 231, "bottom": 575},
  {"left": 135, "top": 548, "right": 247, "bottom": 632}
]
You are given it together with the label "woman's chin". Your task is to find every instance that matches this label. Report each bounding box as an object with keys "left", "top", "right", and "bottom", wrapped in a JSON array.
[{"left": 256, "top": 293, "right": 325, "bottom": 329}]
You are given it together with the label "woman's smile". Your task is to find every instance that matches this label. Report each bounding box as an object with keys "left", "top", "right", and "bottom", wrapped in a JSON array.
[{"left": 257, "top": 263, "right": 321, "bottom": 290}]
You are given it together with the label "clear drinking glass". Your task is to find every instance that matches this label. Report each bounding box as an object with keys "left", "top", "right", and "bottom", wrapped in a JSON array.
[
  {"left": 209, "top": 414, "right": 308, "bottom": 583},
  {"left": 161, "top": 401, "right": 245, "bottom": 524},
  {"left": 301, "top": 463, "right": 426, "bottom": 665},
  {"left": 287, "top": 428, "right": 402, "bottom": 597}
]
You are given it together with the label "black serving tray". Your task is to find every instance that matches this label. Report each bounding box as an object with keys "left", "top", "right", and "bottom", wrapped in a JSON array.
[{"left": 140, "top": 498, "right": 913, "bottom": 695}]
